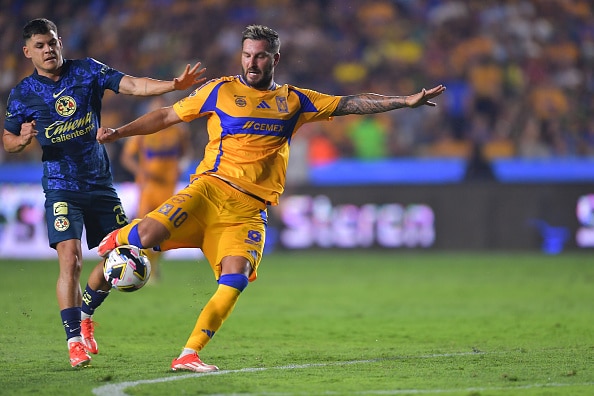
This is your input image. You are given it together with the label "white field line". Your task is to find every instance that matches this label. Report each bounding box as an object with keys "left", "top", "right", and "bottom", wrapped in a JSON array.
[{"left": 92, "top": 351, "right": 593, "bottom": 396}]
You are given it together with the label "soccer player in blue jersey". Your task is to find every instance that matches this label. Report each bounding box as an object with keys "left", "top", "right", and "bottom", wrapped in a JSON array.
[
  {"left": 96, "top": 24, "right": 445, "bottom": 373},
  {"left": 2, "top": 18, "right": 206, "bottom": 368}
]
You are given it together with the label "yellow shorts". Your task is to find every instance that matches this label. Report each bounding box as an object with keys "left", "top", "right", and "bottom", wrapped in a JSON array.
[{"left": 145, "top": 175, "right": 267, "bottom": 282}]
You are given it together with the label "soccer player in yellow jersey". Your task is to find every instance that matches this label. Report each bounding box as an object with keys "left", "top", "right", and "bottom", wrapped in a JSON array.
[
  {"left": 120, "top": 96, "right": 193, "bottom": 282},
  {"left": 97, "top": 25, "right": 445, "bottom": 372}
]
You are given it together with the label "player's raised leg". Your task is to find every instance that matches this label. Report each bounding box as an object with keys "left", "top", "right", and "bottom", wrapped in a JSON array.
[
  {"left": 97, "top": 219, "right": 143, "bottom": 257},
  {"left": 80, "top": 262, "right": 111, "bottom": 354}
]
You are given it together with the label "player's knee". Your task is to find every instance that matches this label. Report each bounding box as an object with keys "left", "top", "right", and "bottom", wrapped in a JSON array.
[
  {"left": 218, "top": 273, "right": 249, "bottom": 292},
  {"left": 56, "top": 241, "right": 83, "bottom": 271}
]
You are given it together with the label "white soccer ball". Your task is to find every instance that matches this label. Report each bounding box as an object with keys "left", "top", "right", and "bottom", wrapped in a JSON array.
[{"left": 103, "top": 245, "right": 151, "bottom": 292}]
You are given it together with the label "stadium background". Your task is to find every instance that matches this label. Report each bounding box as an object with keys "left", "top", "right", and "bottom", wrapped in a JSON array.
[{"left": 0, "top": 0, "right": 593, "bottom": 258}]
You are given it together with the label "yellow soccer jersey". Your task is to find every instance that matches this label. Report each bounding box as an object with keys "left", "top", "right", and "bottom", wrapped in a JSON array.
[{"left": 172, "top": 75, "right": 341, "bottom": 205}]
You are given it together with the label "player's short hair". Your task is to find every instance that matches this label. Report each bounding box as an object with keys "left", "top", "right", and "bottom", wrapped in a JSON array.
[
  {"left": 23, "top": 18, "right": 58, "bottom": 41},
  {"left": 242, "top": 25, "right": 281, "bottom": 54}
]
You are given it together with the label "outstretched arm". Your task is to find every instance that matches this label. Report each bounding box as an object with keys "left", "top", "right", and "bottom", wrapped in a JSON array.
[
  {"left": 331, "top": 84, "right": 446, "bottom": 116},
  {"left": 118, "top": 62, "right": 206, "bottom": 96},
  {"left": 97, "top": 106, "right": 183, "bottom": 144}
]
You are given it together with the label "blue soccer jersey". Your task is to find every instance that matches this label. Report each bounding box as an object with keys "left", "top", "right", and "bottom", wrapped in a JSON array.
[{"left": 4, "top": 58, "right": 124, "bottom": 191}]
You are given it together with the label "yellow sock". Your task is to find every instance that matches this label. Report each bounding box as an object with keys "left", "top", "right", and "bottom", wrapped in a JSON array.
[
  {"left": 185, "top": 284, "right": 241, "bottom": 352},
  {"left": 116, "top": 218, "right": 142, "bottom": 245}
]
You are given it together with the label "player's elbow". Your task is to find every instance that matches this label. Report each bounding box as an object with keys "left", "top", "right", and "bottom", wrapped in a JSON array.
[
  {"left": 119, "top": 76, "right": 145, "bottom": 96},
  {"left": 162, "top": 106, "right": 183, "bottom": 126},
  {"left": 2, "top": 132, "right": 24, "bottom": 153}
]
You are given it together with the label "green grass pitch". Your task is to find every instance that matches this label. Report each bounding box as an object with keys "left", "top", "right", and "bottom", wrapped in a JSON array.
[{"left": 0, "top": 251, "right": 593, "bottom": 395}]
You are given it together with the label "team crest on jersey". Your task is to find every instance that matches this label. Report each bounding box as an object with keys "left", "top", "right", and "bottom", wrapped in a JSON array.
[
  {"left": 276, "top": 97, "right": 288, "bottom": 113},
  {"left": 54, "top": 216, "right": 70, "bottom": 232},
  {"left": 55, "top": 96, "right": 77, "bottom": 117},
  {"left": 235, "top": 96, "right": 247, "bottom": 107}
]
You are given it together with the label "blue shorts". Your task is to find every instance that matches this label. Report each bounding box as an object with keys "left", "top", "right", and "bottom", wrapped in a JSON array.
[{"left": 44, "top": 187, "right": 129, "bottom": 250}]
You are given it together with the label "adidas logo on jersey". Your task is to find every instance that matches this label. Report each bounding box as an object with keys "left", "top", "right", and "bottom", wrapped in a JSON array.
[{"left": 256, "top": 101, "right": 271, "bottom": 109}]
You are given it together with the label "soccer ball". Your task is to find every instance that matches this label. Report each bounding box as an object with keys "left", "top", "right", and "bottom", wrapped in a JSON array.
[{"left": 103, "top": 245, "right": 151, "bottom": 292}]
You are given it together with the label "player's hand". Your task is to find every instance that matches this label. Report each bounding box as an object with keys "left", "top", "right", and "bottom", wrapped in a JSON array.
[
  {"left": 19, "top": 120, "right": 38, "bottom": 147},
  {"left": 173, "top": 62, "right": 207, "bottom": 90},
  {"left": 97, "top": 127, "right": 120, "bottom": 144},
  {"left": 405, "top": 85, "right": 446, "bottom": 108}
]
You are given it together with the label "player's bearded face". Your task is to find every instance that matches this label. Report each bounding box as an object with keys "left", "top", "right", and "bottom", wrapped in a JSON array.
[
  {"left": 243, "top": 61, "right": 273, "bottom": 90},
  {"left": 241, "top": 39, "right": 277, "bottom": 90}
]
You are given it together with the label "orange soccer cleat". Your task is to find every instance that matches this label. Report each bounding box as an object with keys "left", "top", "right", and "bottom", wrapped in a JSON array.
[
  {"left": 171, "top": 352, "right": 219, "bottom": 373},
  {"left": 69, "top": 341, "right": 91, "bottom": 368},
  {"left": 97, "top": 229, "right": 120, "bottom": 257},
  {"left": 81, "top": 318, "right": 98, "bottom": 354}
]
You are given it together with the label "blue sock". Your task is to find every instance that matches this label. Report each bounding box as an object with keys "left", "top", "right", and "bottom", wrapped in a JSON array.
[
  {"left": 128, "top": 224, "right": 144, "bottom": 248},
  {"left": 82, "top": 285, "right": 110, "bottom": 315},
  {"left": 61, "top": 307, "right": 81, "bottom": 340},
  {"left": 218, "top": 273, "right": 249, "bottom": 292}
]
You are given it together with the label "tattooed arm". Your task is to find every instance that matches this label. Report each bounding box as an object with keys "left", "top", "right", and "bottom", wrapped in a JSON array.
[{"left": 331, "top": 85, "right": 446, "bottom": 116}]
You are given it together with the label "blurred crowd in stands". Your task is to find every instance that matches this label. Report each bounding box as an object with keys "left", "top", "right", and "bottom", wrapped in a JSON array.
[{"left": 1, "top": 0, "right": 593, "bottom": 180}]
